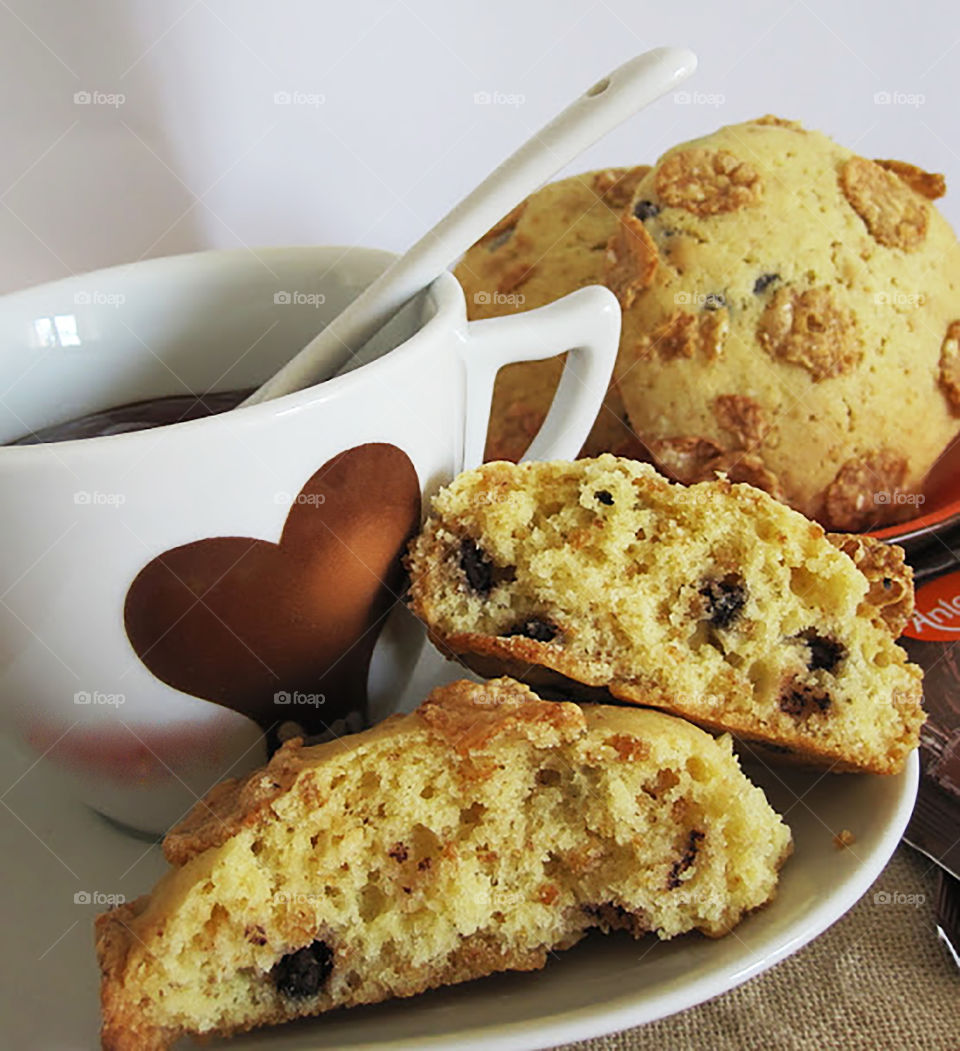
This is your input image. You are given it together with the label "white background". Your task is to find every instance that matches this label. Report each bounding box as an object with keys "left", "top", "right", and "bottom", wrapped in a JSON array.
[{"left": 1, "top": 0, "right": 959, "bottom": 294}]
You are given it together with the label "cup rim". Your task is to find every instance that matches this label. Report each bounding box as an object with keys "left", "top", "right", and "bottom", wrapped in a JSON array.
[{"left": 0, "top": 245, "right": 467, "bottom": 454}]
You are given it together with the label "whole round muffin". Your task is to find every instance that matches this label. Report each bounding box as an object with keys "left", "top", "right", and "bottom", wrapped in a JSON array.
[
  {"left": 455, "top": 165, "right": 650, "bottom": 462},
  {"left": 608, "top": 116, "right": 960, "bottom": 530}
]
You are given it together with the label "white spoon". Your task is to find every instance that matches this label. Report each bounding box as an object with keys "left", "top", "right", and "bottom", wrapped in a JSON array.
[{"left": 243, "top": 46, "right": 697, "bottom": 406}]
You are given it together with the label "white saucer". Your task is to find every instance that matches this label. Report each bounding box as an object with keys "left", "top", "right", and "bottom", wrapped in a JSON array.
[{"left": 1, "top": 645, "right": 917, "bottom": 1050}]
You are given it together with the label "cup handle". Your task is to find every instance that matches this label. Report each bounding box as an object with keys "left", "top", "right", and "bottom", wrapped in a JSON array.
[{"left": 459, "top": 285, "right": 621, "bottom": 469}]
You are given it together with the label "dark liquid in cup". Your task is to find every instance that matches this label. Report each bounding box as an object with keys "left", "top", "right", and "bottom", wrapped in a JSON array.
[{"left": 8, "top": 389, "right": 254, "bottom": 445}]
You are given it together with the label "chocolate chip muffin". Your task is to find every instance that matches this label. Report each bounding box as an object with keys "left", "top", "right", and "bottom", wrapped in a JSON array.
[
  {"left": 608, "top": 116, "right": 960, "bottom": 530},
  {"left": 406, "top": 457, "right": 924, "bottom": 774},
  {"left": 455, "top": 166, "right": 650, "bottom": 461},
  {"left": 96, "top": 677, "right": 790, "bottom": 1050}
]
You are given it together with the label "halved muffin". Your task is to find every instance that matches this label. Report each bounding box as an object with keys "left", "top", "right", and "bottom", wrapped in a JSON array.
[
  {"left": 407, "top": 457, "right": 924, "bottom": 773},
  {"left": 96, "top": 677, "right": 790, "bottom": 1050}
]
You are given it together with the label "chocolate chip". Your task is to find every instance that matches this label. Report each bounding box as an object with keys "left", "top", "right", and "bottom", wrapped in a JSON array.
[
  {"left": 700, "top": 576, "right": 747, "bottom": 630},
  {"left": 753, "top": 272, "right": 779, "bottom": 294},
  {"left": 799, "top": 630, "right": 845, "bottom": 673},
  {"left": 703, "top": 293, "right": 726, "bottom": 311},
  {"left": 779, "top": 681, "right": 831, "bottom": 718},
  {"left": 667, "top": 829, "right": 705, "bottom": 889},
  {"left": 272, "top": 940, "right": 334, "bottom": 998},
  {"left": 387, "top": 842, "right": 408, "bottom": 863},
  {"left": 459, "top": 538, "right": 493, "bottom": 595},
  {"left": 594, "top": 489, "right": 614, "bottom": 506},
  {"left": 633, "top": 199, "right": 660, "bottom": 221},
  {"left": 503, "top": 617, "right": 558, "bottom": 643},
  {"left": 246, "top": 925, "right": 268, "bottom": 946}
]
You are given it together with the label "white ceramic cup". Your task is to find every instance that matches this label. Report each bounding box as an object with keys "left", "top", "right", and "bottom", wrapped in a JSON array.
[{"left": 0, "top": 246, "right": 619, "bottom": 833}]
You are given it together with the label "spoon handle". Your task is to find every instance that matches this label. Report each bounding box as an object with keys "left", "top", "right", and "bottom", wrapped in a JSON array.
[{"left": 245, "top": 46, "right": 696, "bottom": 406}]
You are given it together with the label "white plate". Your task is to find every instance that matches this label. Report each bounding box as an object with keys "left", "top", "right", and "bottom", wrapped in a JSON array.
[{"left": 1, "top": 645, "right": 917, "bottom": 1050}]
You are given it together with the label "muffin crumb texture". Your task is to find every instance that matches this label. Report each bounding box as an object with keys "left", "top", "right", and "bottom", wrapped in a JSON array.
[{"left": 407, "top": 457, "right": 924, "bottom": 774}]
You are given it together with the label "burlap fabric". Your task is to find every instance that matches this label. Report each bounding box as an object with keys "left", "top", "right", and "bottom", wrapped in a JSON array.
[{"left": 563, "top": 847, "right": 958, "bottom": 1050}]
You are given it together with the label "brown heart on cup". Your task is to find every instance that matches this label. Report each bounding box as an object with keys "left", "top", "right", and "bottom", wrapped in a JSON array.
[{"left": 124, "top": 443, "right": 420, "bottom": 735}]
